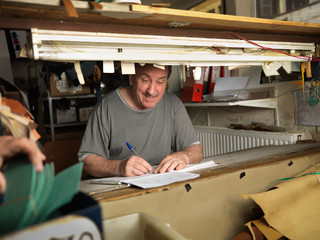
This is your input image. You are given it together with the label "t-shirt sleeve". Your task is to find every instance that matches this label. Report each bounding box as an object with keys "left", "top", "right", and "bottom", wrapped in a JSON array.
[
  {"left": 78, "top": 101, "right": 110, "bottom": 161},
  {"left": 170, "top": 95, "right": 200, "bottom": 152}
]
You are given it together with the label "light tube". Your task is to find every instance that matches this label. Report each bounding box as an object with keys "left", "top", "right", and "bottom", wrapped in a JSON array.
[{"left": 28, "top": 28, "right": 315, "bottom": 65}]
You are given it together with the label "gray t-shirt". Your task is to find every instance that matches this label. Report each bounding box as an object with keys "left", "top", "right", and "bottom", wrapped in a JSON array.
[{"left": 78, "top": 88, "right": 199, "bottom": 166}]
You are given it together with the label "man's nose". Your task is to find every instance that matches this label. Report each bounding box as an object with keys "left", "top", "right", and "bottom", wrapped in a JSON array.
[{"left": 146, "top": 82, "right": 157, "bottom": 95}]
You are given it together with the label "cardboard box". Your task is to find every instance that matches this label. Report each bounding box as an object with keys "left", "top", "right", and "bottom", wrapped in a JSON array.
[
  {"left": 78, "top": 106, "right": 93, "bottom": 122},
  {"left": 49, "top": 74, "right": 91, "bottom": 97},
  {"left": 56, "top": 107, "right": 77, "bottom": 124}
]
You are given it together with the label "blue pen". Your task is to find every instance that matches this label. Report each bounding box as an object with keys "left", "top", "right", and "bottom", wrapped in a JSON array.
[{"left": 126, "top": 142, "right": 140, "bottom": 156}]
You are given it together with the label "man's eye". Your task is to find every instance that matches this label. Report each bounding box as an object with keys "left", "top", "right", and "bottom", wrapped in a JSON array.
[
  {"left": 141, "top": 78, "right": 149, "bottom": 83},
  {"left": 157, "top": 81, "right": 165, "bottom": 85}
]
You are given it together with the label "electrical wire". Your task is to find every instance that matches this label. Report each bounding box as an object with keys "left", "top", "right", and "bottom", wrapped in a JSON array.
[
  {"left": 50, "top": 41, "right": 84, "bottom": 52},
  {"left": 227, "top": 32, "right": 320, "bottom": 62}
]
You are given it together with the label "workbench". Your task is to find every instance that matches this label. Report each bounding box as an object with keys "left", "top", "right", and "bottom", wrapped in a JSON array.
[{"left": 82, "top": 143, "right": 320, "bottom": 240}]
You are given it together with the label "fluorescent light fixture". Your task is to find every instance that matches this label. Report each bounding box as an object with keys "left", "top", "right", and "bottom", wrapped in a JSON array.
[{"left": 28, "top": 28, "right": 315, "bottom": 66}]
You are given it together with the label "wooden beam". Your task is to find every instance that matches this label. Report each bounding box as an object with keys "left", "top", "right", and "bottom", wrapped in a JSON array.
[
  {"left": 130, "top": 5, "right": 320, "bottom": 37},
  {"left": 1, "top": 16, "right": 319, "bottom": 44},
  {"left": 1, "top": 16, "right": 319, "bottom": 45},
  {"left": 0, "top": 2, "right": 319, "bottom": 41}
]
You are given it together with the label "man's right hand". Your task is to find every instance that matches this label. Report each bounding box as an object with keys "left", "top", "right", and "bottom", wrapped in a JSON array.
[
  {"left": 119, "top": 156, "right": 152, "bottom": 177},
  {"left": 82, "top": 154, "right": 152, "bottom": 178}
]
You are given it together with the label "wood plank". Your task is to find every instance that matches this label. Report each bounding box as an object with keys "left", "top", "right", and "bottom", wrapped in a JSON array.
[
  {"left": 1, "top": 16, "right": 319, "bottom": 44},
  {"left": 61, "top": 0, "right": 79, "bottom": 18},
  {"left": 0, "top": 2, "right": 320, "bottom": 40},
  {"left": 130, "top": 5, "right": 320, "bottom": 37}
]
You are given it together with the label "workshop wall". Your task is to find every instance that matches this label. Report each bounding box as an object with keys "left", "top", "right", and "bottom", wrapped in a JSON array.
[{"left": 185, "top": 78, "right": 317, "bottom": 140}]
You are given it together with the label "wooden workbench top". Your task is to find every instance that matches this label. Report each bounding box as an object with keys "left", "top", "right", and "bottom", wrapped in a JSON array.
[{"left": 89, "top": 143, "right": 320, "bottom": 202}]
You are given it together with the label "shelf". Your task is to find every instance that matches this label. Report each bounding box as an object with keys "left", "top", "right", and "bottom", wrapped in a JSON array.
[
  {"left": 44, "top": 122, "right": 87, "bottom": 128},
  {"left": 184, "top": 98, "right": 277, "bottom": 109},
  {"left": 44, "top": 131, "right": 84, "bottom": 142},
  {"left": 44, "top": 94, "right": 99, "bottom": 101},
  {"left": 184, "top": 98, "right": 279, "bottom": 127},
  {"left": 42, "top": 90, "right": 98, "bottom": 141}
]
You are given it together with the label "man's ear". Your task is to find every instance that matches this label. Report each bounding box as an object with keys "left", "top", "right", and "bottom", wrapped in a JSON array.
[{"left": 128, "top": 75, "right": 133, "bottom": 86}]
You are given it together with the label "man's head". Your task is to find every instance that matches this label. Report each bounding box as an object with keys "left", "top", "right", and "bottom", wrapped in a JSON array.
[{"left": 129, "top": 64, "right": 170, "bottom": 110}]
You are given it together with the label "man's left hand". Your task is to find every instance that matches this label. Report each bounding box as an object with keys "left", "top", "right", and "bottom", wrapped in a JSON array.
[
  {"left": 153, "top": 144, "right": 203, "bottom": 174},
  {"left": 153, "top": 152, "right": 188, "bottom": 174}
]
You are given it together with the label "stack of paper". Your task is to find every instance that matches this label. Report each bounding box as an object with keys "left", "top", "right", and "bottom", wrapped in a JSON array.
[
  {"left": 90, "top": 160, "right": 217, "bottom": 189},
  {"left": 0, "top": 156, "right": 83, "bottom": 235}
]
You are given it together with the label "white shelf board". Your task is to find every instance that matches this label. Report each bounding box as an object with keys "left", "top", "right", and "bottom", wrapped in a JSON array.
[
  {"left": 184, "top": 98, "right": 277, "bottom": 109},
  {"left": 184, "top": 98, "right": 279, "bottom": 127}
]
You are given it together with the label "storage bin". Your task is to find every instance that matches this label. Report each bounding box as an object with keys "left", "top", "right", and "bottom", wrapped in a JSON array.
[{"left": 103, "top": 212, "right": 186, "bottom": 240}]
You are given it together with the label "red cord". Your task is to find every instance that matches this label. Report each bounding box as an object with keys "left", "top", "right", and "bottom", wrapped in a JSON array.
[{"left": 226, "top": 31, "right": 320, "bottom": 62}]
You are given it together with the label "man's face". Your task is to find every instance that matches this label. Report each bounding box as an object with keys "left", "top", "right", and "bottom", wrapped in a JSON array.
[{"left": 129, "top": 64, "right": 168, "bottom": 110}]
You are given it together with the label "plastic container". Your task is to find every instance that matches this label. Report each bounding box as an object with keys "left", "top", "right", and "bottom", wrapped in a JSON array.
[{"left": 103, "top": 212, "right": 186, "bottom": 240}]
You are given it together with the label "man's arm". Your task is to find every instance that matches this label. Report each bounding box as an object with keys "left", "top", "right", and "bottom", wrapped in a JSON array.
[
  {"left": 83, "top": 154, "right": 153, "bottom": 177},
  {"left": 153, "top": 144, "right": 203, "bottom": 174}
]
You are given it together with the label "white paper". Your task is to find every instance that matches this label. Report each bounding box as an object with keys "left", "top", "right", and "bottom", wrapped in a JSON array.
[
  {"left": 262, "top": 62, "right": 292, "bottom": 77},
  {"left": 103, "top": 61, "right": 115, "bottom": 73},
  {"left": 123, "top": 172, "right": 199, "bottom": 189},
  {"left": 90, "top": 160, "right": 217, "bottom": 188},
  {"left": 207, "top": 76, "right": 249, "bottom": 101},
  {"left": 121, "top": 62, "right": 135, "bottom": 74},
  {"left": 214, "top": 76, "right": 249, "bottom": 92},
  {"left": 178, "top": 160, "right": 217, "bottom": 172}
]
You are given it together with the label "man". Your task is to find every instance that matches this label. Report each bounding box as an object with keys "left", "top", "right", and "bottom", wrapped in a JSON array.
[{"left": 78, "top": 63, "right": 203, "bottom": 177}]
